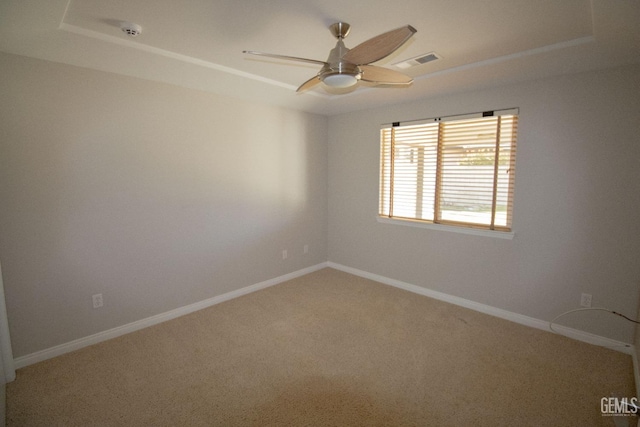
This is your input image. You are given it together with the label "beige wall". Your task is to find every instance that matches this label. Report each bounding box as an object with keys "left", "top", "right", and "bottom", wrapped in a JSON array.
[
  {"left": 1, "top": 49, "right": 639, "bottom": 358},
  {"left": 328, "top": 64, "right": 640, "bottom": 343},
  {"left": 0, "top": 53, "right": 328, "bottom": 357}
]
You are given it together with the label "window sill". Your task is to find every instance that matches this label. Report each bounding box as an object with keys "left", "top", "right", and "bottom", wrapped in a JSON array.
[{"left": 376, "top": 216, "right": 515, "bottom": 240}]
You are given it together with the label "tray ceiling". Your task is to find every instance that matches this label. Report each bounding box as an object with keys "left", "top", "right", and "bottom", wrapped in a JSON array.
[{"left": 1, "top": 0, "right": 638, "bottom": 115}]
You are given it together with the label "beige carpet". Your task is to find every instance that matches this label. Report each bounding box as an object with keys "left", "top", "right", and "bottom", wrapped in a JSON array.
[{"left": 6, "top": 268, "right": 635, "bottom": 426}]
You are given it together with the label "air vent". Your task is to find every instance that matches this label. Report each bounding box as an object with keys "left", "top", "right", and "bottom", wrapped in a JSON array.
[{"left": 393, "top": 52, "right": 441, "bottom": 69}]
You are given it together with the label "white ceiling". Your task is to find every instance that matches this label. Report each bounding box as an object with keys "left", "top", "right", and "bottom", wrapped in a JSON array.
[{"left": 1, "top": 0, "right": 639, "bottom": 116}]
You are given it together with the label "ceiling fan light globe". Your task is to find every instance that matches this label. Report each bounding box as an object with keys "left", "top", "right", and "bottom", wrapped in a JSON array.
[{"left": 322, "top": 74, "right": 358, "bottom": 88}]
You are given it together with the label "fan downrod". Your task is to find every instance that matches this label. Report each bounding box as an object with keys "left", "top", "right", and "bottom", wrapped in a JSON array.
[{"left": 329, "top": 22, "right": 351, "bottom": 40}]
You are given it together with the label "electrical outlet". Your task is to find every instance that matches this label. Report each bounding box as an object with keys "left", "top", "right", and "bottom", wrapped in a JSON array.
[
  {"left": 282, "top": 250, "right": 288, "bottom": 260},
  {"left": 303, "top": 244, "right": 309, "bottom": 254},
  {"left": 92, "top": 293, "right": 103, "bottom": 309},
  {"left": 580, "top": 293, "right": 592, "bottom": 308}
]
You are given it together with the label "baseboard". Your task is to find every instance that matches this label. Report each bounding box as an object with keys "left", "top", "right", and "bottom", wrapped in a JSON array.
[
  {"left": 327, "top": 262, "right": 634, "bottom": 355},
  {"left": 14, "top": 262, "right": 329, "bottom": 369},
  {"left": 14, "top": 261, "right": 635, "bottom": 369}
]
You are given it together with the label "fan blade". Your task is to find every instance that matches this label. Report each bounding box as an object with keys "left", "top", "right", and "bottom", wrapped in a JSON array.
[
  {"left": 359, "top": 65, "right": 413, "bottom": 85},
  {"left": 342, "top": 25, "right": 417, "bottom": 65},
  {"left": 296, "top": 75, "right": 322, "bottom": 92},
  {"left": 243, "top": 51, "right": 327, "bottom": 66}
]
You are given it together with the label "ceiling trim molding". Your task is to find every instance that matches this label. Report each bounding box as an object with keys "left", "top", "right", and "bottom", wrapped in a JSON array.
[
  {"left": 58, "top": 22, "right": 330, "bottom": 99},
  {"left": 414, "top": 36, "right": 597, "bottom": 82},
  {"left": 324, "top": 35, "right": 596, "bottom": 101}
]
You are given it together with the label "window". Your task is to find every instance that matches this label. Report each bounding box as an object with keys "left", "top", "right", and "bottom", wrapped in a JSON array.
[{"left": 379, "top": 109, "right": 518, "bottom": 232}]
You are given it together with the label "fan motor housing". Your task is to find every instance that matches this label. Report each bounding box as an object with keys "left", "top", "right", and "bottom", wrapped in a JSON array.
[
  {"left": 319, "top": 38, "right": 362, "bottom": 87},
  {"left": 320, "top": 62, "right": 361, "bottom": 86}
]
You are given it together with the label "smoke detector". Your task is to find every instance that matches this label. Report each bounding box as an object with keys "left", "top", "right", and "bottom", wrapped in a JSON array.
[{"left": 120, "top": 22, "right": 142, "bottom": 37}]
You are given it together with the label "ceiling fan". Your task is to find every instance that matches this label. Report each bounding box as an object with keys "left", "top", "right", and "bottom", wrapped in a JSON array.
[{"left": 243, "top": 22, "right": 417, "bottom": 93}]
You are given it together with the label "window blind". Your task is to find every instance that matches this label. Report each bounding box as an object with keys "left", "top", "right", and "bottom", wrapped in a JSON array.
[{"left": 379, "top": 109, "right": 518, "bottom": 231}]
